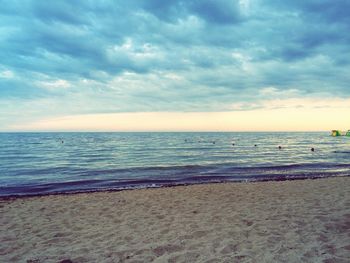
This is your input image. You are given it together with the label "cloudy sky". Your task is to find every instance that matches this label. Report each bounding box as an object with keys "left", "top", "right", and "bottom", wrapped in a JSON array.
[{"left": 1, "top": 0, "right": 349, "bottom": 131}]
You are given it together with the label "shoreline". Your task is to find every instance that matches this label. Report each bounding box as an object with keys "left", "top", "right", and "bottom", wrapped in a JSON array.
[
  {"left": 1, "top": 177, "right": 349, "bottom": 262},
  {"left": 1, "top": 175, "right": 346, "bottom": 200}
]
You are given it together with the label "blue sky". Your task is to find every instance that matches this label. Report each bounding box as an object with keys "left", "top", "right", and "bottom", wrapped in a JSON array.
[{"left": 0, "top": 0, "right": 349, "bottom": 131}]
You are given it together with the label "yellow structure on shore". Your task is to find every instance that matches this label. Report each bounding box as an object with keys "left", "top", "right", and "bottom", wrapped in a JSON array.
[{"left": 331, "top": 130, "right": 350, "bottom": 137}]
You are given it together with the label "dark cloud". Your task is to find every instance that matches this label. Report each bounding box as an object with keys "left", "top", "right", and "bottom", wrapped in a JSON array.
[
  {"left": 31, "top": 1, "right": 90, "bottom": 25},
  {"left": 140, "top": 0, "right": 243, "bottom": 24},
  {"left": 267, "top": 0, "right": 350, "bottom": 24},
  {"left": 189, "top": 0, "right": 243, "bottom": 24},
  {"left": 0, "top": 78, "right": 41, "bottom": 98}
]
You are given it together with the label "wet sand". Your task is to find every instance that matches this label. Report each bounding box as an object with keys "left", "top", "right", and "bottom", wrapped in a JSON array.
[{"left": 1, "top": 177, "right": 349, "bottom": 263}]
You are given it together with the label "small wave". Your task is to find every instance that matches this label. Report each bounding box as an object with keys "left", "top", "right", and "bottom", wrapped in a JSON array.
[{"left": 1, "top": 132, "right": 350, "bottom": 197}]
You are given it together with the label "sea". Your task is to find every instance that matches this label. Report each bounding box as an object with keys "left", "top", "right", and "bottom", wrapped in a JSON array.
[{"left": 0, "top": 132, "right": 349, "bottom": 197}]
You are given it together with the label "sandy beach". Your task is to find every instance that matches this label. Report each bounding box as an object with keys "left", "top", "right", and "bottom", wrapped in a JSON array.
[{"left": 1, "top": 177, "right": 349, "bottom": 263}]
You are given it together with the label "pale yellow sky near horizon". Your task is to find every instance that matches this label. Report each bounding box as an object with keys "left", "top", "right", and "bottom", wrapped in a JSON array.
[
  {"left": 6, "top": 97, "right": 349, "bottom": 132},
  {"left": 8, "top": 108, "right": 350, "bottom": 132}
]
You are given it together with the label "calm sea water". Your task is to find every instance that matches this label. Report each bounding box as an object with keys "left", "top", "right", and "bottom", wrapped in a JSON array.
[{"left": 0, "top": 132, "right": 349, "bottom": 196}]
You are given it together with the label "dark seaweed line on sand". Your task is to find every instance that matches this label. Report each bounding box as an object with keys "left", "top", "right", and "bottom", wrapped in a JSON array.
[{"left": 1, "top": 173, "right": 348, "bottom": 200}]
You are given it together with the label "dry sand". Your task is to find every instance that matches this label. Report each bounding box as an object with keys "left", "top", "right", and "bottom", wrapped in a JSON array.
[{"left": 1, "top": 177, "right": 349, "bottom": 263}]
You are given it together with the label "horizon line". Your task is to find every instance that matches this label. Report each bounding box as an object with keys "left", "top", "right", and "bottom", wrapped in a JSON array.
[{"left": 0, "top": 130, "right": 334, "bottom": 133}]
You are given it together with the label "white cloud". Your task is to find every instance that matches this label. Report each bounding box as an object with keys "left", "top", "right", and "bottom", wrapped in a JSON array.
[
  {"left": 262, "top": 97, "right": 350, "bottom": 110},
  {"left": 259, "top": 87, "right": 300, "bottom": 97},
  {"left": 230, "top": 97, "right": 350, "bottom": 111},
  {"left": 0, "top": 70, "right": 14, "bottom": 79},
  {"left": 37, "top": 79, "right": 71, "bottom": 90},
  {"left": 106, "top": 38, "right": 162, "bottom": 65},
  {"left": 239, "top": 0, "right": 251, "bottom": 15}
]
